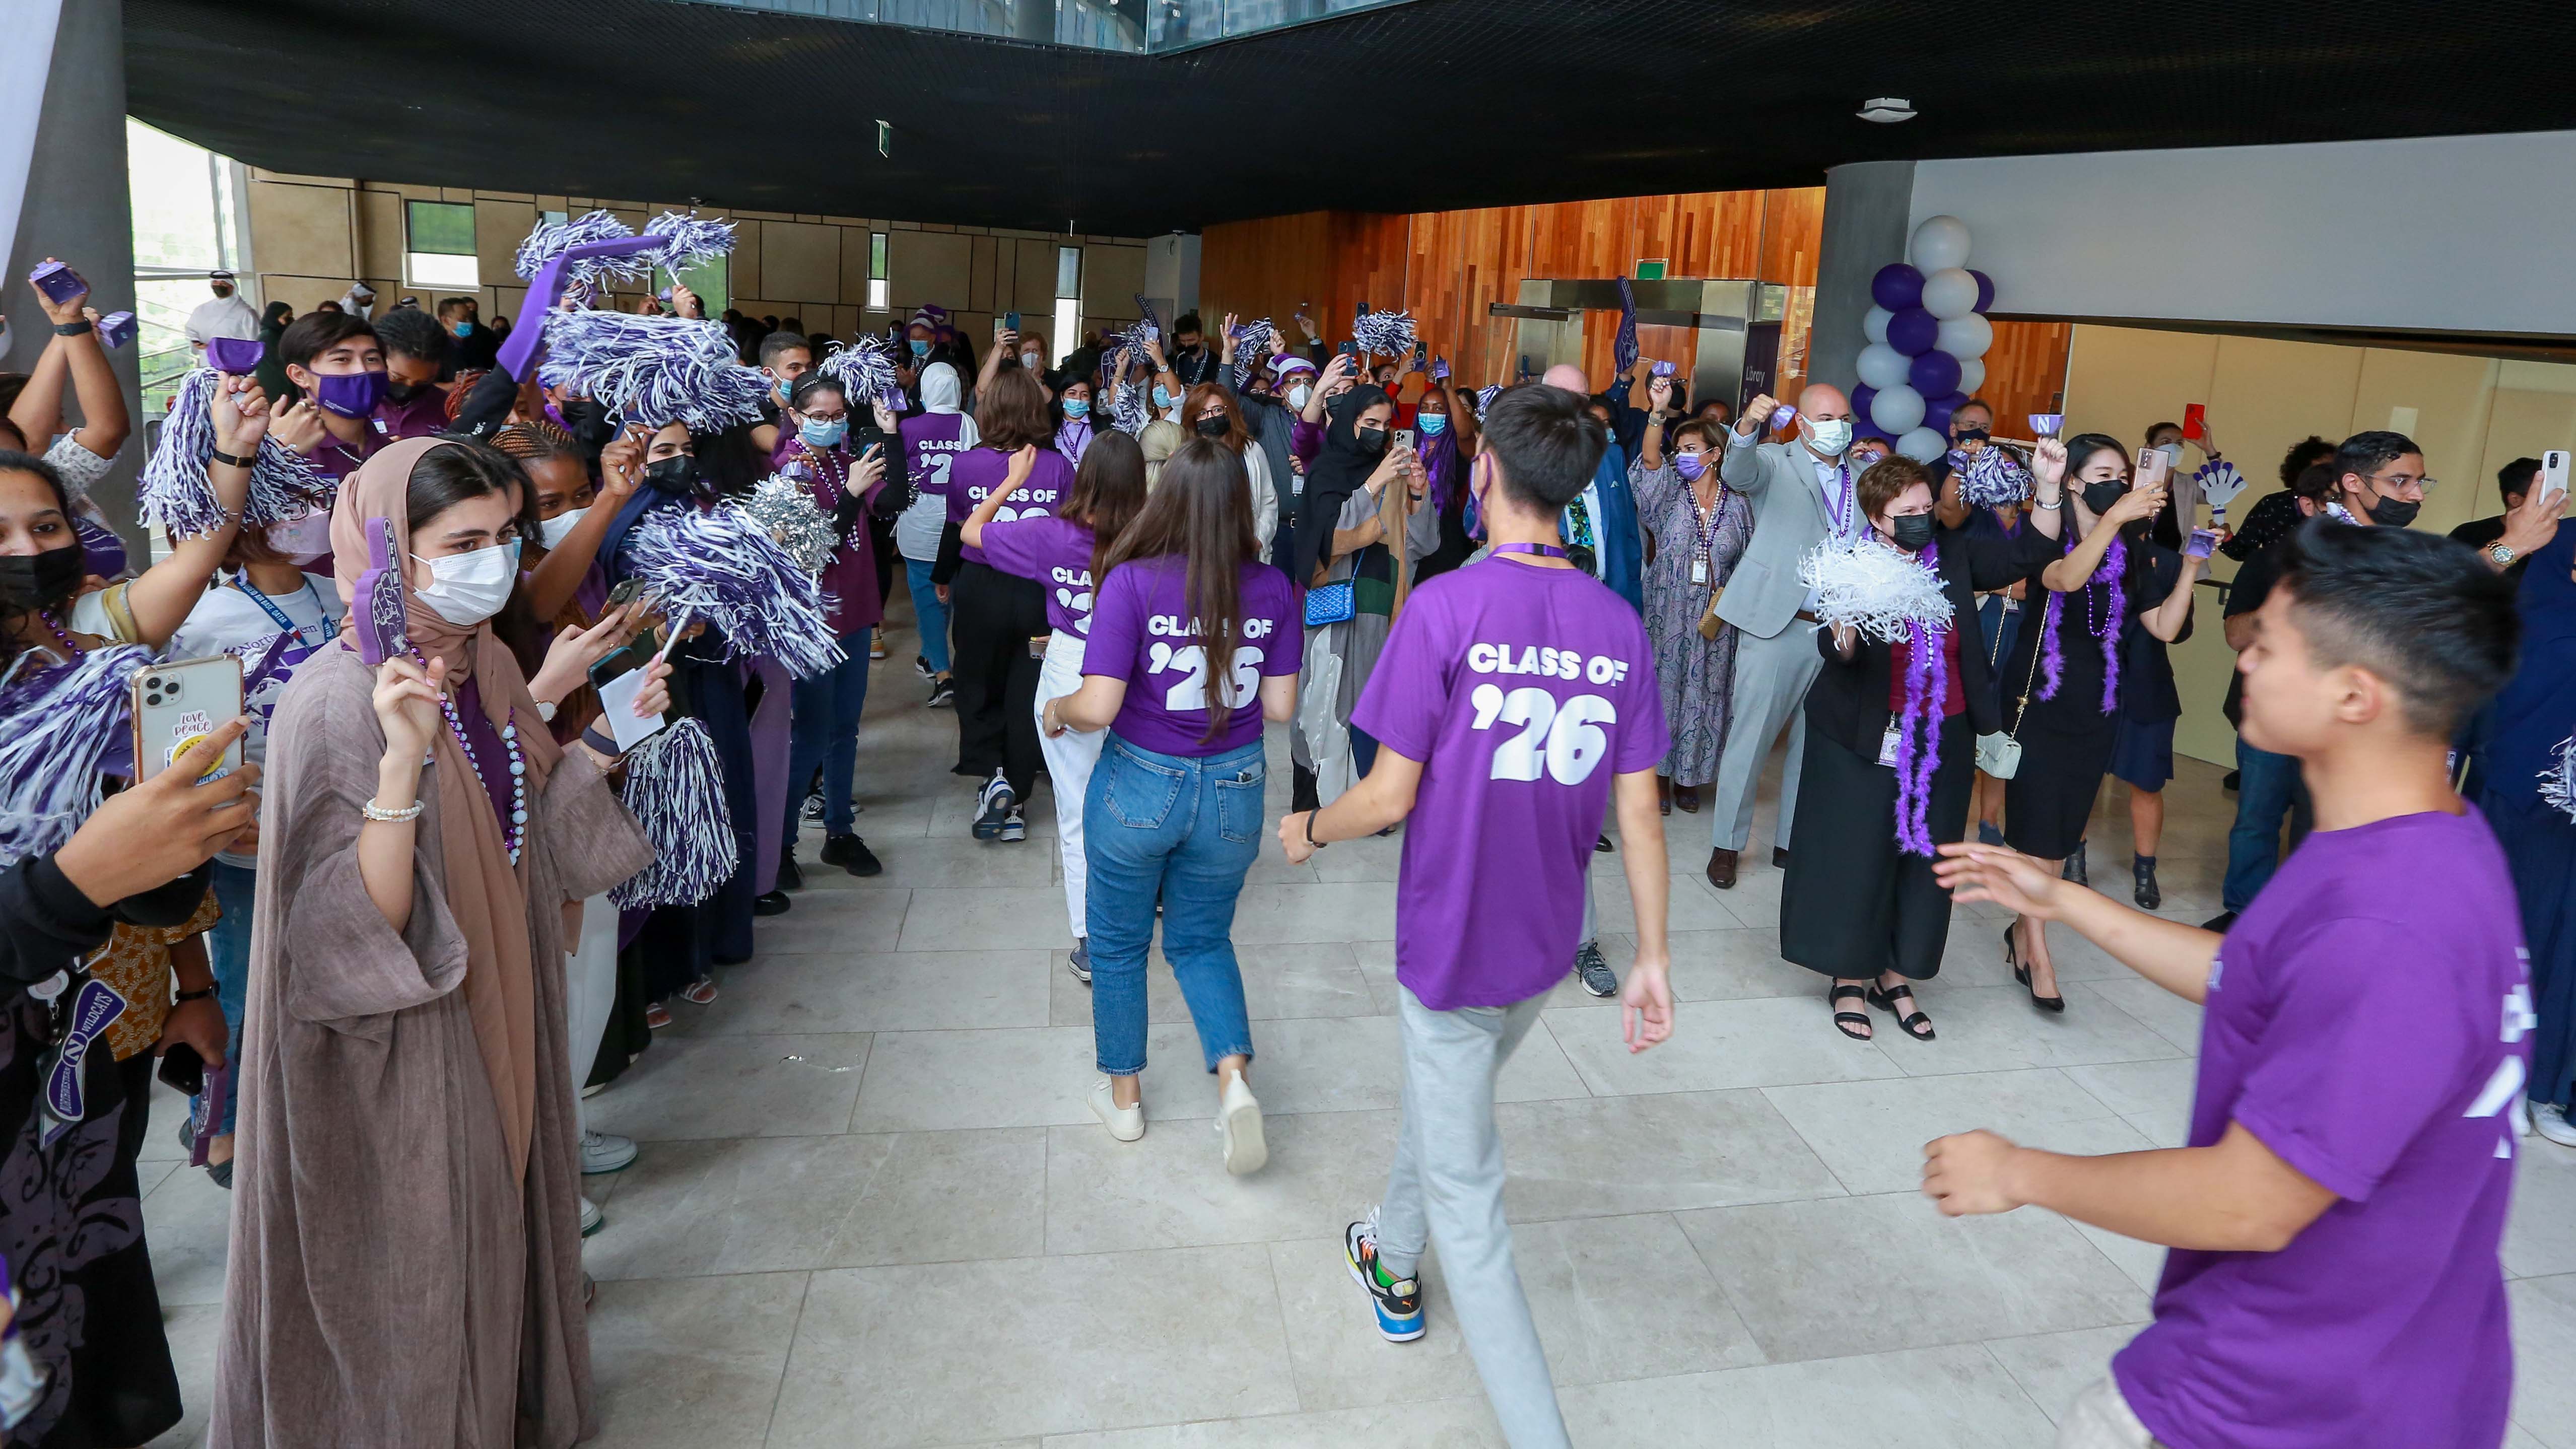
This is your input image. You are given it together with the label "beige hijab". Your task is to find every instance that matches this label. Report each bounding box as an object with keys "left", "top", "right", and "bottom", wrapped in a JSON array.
[{"left": 329, "top": 436, "right": 564, "bottom": 1178}]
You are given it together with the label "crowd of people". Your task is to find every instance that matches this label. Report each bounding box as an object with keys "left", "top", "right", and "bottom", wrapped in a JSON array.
[{"left": 0, "top": 245, "right": 2562, "bottom": 1449}]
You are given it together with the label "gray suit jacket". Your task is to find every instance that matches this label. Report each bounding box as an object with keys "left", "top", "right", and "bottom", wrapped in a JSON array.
[{"left": 1713, "top": 436, "right": 1848, "bottom": 640}]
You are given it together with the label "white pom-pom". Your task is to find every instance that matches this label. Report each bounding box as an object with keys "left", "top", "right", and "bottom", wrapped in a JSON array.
[
  {"left": 1797, "top": 537, "right": 1953, "bottom": 644},
  {"left": 2542, "top": 734, "right": 2576, "bottom": 824}
]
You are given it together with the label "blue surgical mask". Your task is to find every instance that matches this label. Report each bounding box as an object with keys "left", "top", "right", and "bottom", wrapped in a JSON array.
[
  {"left": 799, "top": 417, "right": 848, "bottom": 449},
  {"left": 1151, "top": 385, "right": 1172, "bottom": 408},
  {"left": 1417, "top": 413, "right": 1447, "bottom": 436},
  {"left": 1063, "top": 398, "right": 1091, "bottom": 419},
  {"left": 451, "top": 321, "right": 472, "bottom": 338},
  {"left": 909, "top": 338, "right": 930, "bottom": 358}
]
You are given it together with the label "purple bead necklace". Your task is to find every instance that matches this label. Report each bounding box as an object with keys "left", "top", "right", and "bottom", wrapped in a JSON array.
[{"left": 412, "top": 647, "right": 529, "bottom": 863}]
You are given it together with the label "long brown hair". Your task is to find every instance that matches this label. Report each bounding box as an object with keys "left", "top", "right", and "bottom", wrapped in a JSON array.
[
  {"left": 1181, "top": 381, "right": 1249, "bottom": 453},
  {"left": 976, "top": 366, "right": 1054, "bottom": 451},
  {"left": 1100, "top": 437, "right": 1260, "bottom": 743},
  {"left": 1070, "top": 430, "right": 1150, "bottom": 586}
]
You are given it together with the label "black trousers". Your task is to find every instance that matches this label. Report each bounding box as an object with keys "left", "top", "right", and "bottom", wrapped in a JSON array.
[{"left": 950, "top": 560, "right": 1046, "bottom": 800}]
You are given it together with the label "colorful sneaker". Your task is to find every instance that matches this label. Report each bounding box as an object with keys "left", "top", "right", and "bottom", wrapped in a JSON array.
[
  {"left": 973, "top": 772, "right": 1016, "bottom": 840},
  {"left": 1344, "top": 1213, "right": 1425, "bottom": 1342}
]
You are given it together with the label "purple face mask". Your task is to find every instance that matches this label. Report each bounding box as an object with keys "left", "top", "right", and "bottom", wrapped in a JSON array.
[
  {"left": 1674, "top": 451, "right": 1708, "bottom": 482},
  {"left": 311, "top": 369, "right": 388, "bottom": 419}
]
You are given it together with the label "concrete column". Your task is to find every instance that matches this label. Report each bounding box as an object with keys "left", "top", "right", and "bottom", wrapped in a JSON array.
[
  {"left": 1806, "top": 160, "right": 1915, "bottom": 396},
  {"left": 4, "top": 0, "right": 143, "bottom": 540},
  {"left": 1013, "top": 0, "right": 1053, "bottom": 43}
]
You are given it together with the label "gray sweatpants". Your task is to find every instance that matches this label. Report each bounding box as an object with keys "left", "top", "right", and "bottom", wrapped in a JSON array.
[
  {"left": 1377, "top": 985, "right": 1570, "bottom": 1449},
  {"left": 1708, "top": 621, "right": 1821, "bottom": 853}
]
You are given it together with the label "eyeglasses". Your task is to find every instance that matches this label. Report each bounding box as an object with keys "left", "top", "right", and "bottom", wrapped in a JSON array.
[{"left": 2362, "top": 470, "right": 2436, "bottom": 495}]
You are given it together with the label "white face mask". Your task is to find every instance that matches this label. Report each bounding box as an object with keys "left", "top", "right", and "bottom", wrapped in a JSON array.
[
  {"left": 1021, "top": 350, "right": 1044, "bottom": 371},
  {"left": 267, "top": 511, "right": 333, "bottom": 557},
  {"left": 2156, "top": 441, "right": 2184, "bottom": 464},
  {"left": 1804, "top": 417, "right": 1855, "bottom": 457},
  {"left": 1288, "top": 385, "right": 1312, "bottom": 410},
  {"left": 536, "top": 508, "right": 589, "bottom": 549},
  {"left": 411, "top": 539, "right": 521, "bottom": 626}
]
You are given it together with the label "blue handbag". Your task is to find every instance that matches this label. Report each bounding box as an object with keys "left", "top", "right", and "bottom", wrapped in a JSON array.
[{"left": 1303, "top": 578, "right": 1355, "bottom": 628}]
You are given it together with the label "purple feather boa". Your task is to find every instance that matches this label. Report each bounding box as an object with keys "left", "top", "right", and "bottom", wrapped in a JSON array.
[
  {"left": 2035, "top": 531, "right": 2125, "bottom": 715},
  {"left": 1889, "top": 543, "right": 1948, "bottom": 856}
]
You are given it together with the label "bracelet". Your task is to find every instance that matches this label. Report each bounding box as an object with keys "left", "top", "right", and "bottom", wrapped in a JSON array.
[
  {"left": 174, "top": 987, "right": 215, "bottom": 1003},
  {"left": 210, "top": 446, "right": 256, "bottom": 469},
  {"left": 534, "top": 699, "right": 559, "bottom": 722},
  {"left": 2033, "top": 494, "right": 2062, "bottom": 511},
  {"left": 580, "top": 726, "right": 619, "bottom": 758},
  {"left": 52, "top": 320, "right": 92, "bottom": 337},
  {"left": 361, "top": 797, "right": 425, "bottom": 822},
  {"left": 1304, "top": 810, "right": 1328, "bottom": 850}
]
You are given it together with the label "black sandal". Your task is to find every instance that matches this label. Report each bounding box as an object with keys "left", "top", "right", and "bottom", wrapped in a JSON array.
[
  {"left": 1828, "top": 983, "right": 1873, "bottom": 1041},
  {"left": 2006, "top": 924, "right": 2066, "bottom": 1014},
  {"left": 1868, "top": 982, "right": 1936, "bottom": 1041}
]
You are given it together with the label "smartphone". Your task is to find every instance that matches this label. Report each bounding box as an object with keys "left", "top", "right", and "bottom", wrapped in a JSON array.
[
  {"left": 157, "top": 1042, "right": 206, "bottom": 1097},
  {"left": 2543, "top": 449, "right": 2570, "bottom": 497},
  {"left": 132, "top": 656, "right": 245, "bottom": 784},
  {"left": 588, "top": 635, "right": 688, "bottom": 719},
  {"left": 1394, "top": 428, "right": 1416, "bottom": 454},
  {"left": 607, "top": 576, "right": 650, "bottom": 611},
  {"left": 28, "top": 261, "right": 85, "bottom": 306},
  {"left": 2134, "top": 445, "right": 2172, "bottom": 491},
  {"left": 205, "top": 335, "right": 264, "bottom": 374},
  {"left": 2183, "top": 403, "right": 2207, "bottom": 441},
  {"left": 2186, "top": 528, "right": 2220, "bottom": 560},
  {"left": 1336, "top": 340, "right": 1358, "bottom": 359},
  {"left": 1005, "top": 310, "right": 1022, "bottom": 331}
]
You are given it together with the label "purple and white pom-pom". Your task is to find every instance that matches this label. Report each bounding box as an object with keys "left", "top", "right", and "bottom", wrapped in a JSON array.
[
  {"left": 1474, "top": 384, "right": 1503, "bottom": 417},
  {"left": 514, "top": 208, "right": 644, "bottom": 286},
  {"left": 1956, "top": 444, "right": 2034, "bottom": 509},
  {"left": 536, "top": 310, "right": 769, "bottom": 432},
  {"left": 1796, "top": 537, "right": 1953, "bottom": 644},
  {"left": 1227, "top": 318, "right": 1275, "bottom": 388},
  {"left": 817, "top": 335, "right": 899, "bottom": 405},
  {"left": 609, "top": 717, "right": 738, "bottom": 910},
  {"left": 732, "top": 471, "right": 842, "bottom": 573},
  {"left": 138, "top": 368, "right": 337, "bottom": 535},
  {"left": 641, "top": 211, "right": 737, "bottom": 274},
  {"left": 625, "top": 502, "right": 845, "bottom": 677},
  {"left": 1350, "top": 308, "right": 1416, "bottom": 360},
  {"left": 0, "top": 643, "right": 156, "bottom": 868},
  {"left": 2541, "top": 732, "right": 2576, "bottom": 824},
  {"left": 1110, "top": 379, "right": 1148, "bottom": 437},
  {"left": 1131, "top": 293, "right": 1163, "bottom": 338}
]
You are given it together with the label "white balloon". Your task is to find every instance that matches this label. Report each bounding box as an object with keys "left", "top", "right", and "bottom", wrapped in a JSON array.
[
  {"left": 1955, "top": 357, "right": 1986, "bottom": 395},
  {"left": 1861, "top": 305, "right": 1892, "bottom": 345},
  {"left": 1855, "top": 341, "right": 1910, "bottom": 392},
  {"left": 1935, "top": 312, "right": 1994, "bottom": 360},
  {"left": 1870, "top": 383, "right": 1926, "bottom": 435},
  {"left": 1909, "top": 214, "right": 1972, "bottom": 272},
  {"left": 1895, "top": 426, "right": 1948, "bottom": 463},
  {"left": 1920, "top": 267, "right": 1979, "bottom": 321}
]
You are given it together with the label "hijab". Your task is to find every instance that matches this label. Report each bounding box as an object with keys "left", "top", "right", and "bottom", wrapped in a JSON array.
[
  {"left": 328, "top": 435, "right": 564, "bottom": 1177},
  {"left": 1286, "top": 382, "right": 1390, "bottom": 589},
  {"left": 919, "top": 361, "right": 964, "bottom": 415}
]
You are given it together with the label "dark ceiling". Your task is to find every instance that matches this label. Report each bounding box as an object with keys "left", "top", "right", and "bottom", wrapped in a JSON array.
[{"left": 126, "top": 0, "right": 2576, "bottom": 237}]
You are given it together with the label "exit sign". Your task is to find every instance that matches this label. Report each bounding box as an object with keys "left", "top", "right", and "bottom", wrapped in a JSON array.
[{"left": 1635, "top": 259, "right": 1668, "bottom": 281}]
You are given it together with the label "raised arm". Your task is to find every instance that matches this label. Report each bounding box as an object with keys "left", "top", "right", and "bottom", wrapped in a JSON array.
[
  {"left": 1719, "top": 392, "right": 1780, "bottom": 493},
  {"left": 120, "top": 376, "right": 261, "bottom": 647},
  {"left": 526, "top": 429, "right": 642, "bottom": 620},
  {"left": 12, "top": 266, "right": 130, "bottom": 465},
  {"left": 2139, "top": 548, "right": 2206, "bottom": 644},
  {"left": 960, "top": 444, "right": 1038, "bottom": 550},
  {"left": 2041, "top": 486, "right": 2162, "bottom": 594}
]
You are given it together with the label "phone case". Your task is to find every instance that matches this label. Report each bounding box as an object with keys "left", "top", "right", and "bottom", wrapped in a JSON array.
[
  {"left": 28, "top": 261, "right": 84, "bottom": 305},
  {"left": 354, "top": 518, "right": 410, "bottom": 665},
  {"left": 2545, "top": 452, "right": 2571, "bottom": 494},
  {"left": 204, "top": 336, "right": 264, "bottom": 374},
  {"left": 132, "top": 656, "right": 246, "bottom": 784},
  {"left": 2183, "top": 403, "right": 2206, "bottom": 440}
]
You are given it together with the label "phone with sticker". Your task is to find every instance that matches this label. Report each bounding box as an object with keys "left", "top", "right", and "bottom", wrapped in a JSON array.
[{"left": 131, "top": 656, "right": 245, "bottom": 784}]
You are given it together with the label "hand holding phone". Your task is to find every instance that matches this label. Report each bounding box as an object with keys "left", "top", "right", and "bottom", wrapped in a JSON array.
[
  {"left": 133, "top": 659, "right": 247, "bottom": 784},
  {"left": 2134, "top": 445, "right": 2172, "bottom": 491}
]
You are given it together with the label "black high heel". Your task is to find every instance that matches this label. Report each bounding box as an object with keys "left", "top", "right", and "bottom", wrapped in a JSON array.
[{"left": 2006, "top": 923, "right": 2065, "bottom": 1013}]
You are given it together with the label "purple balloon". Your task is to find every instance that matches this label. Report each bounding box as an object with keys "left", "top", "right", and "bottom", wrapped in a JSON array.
[
  {"left": 1870, "top": 263, "right": 1924, "bottom": 312},
  {"left": 1969, "top": 269, "right": 1996, "bottom": 314},
  {"left": 1923, "top": 390, "right": 1971, "bottom": 438},
  {"left": 1886, "top": 307, "right": 1940, "bottom": 357},
  {"left": 1850, "top": 384, "right": 1878, "bottom": 429},
  {"left": 1909, "top": 350, "right": 1961, "bottom": 398}
]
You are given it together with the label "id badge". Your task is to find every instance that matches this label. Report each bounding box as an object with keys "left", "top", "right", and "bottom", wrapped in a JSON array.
[
  {"left": 1690, "top": 558, "right": 1709, "bottom": 586},
  {"left": 1877, "top": 724, "right": 1903, "bottom": 768}
]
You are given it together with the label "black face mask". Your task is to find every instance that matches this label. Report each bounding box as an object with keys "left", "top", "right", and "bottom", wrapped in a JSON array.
[
  {"left": 2081, "top": 479, "right": 2130, "bottom": 517},
  {"left": 0, "top": 545, "right": 86, "bottom": 612},
  {"left": 558, "top": 397, "right": 618, "bottom": 450},
  {"left": 2365, "top": 493, "right": 2422, "bottom": 528},
  {"left": 643, "top": 456, "right": 701, "bottom": 496},
  {"left": 1194, "top": 415, "right": 1232, "bottom": 440},
  {"left": 1889, "top": 514, "right": 1936, "bottom": 552},
  {"left": 1354, "top": 426, "right": 1388, "bottom": 455},
  {"left": 383, "top": 379, "right": 422, "bottom": 405}
]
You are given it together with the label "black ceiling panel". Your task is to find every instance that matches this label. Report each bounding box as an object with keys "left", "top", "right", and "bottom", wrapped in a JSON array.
[{"left": 124, "top": 0, "right": 2576, "bottom": 238}]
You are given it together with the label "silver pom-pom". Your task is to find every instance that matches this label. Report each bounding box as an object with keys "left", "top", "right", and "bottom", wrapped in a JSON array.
[
  {"left": 733, "top": 470, "right": 842, "bottom": 573},
  {"left": 536, "top": 310, "right": 769, "bottom": 432},
  {"left": 1797, "top": 537, "right": 1953, "bottom": 644},
  {"left": 2542, "top": 733, "right": 2576, "bottom": 824},
  {"left": 1110, "top": 379, "right": 1148, "bottom": 437},
  {"left": 1350, "top": 308, "right": 1416, "bottom": 360}
]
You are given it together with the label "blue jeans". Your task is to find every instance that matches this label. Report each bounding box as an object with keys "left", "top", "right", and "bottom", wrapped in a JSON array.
[
  {"left": 204, "top": 859, "right": 257, "bottom": 1135},
  {"left": 2222, "top": 739, "right": 2311, "bottom": 911},
  {"left": 904, "top": 557, "right": 951, "bottom": 676},
  {"left": 1083, "top": 734, "right": 1264, "bottom": 1077},
  {"left": 786, "top": 630, "right": 873, "bottom": 836}
]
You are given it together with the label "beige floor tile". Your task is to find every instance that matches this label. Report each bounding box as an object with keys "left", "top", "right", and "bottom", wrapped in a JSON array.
[
  {"left": 900, "top": 887, "right": 1097, "bottom": 951},
  {"left": 1512, "top": 1212, "right": 1766, "bottom": 1384},
  {"left": 748, "top": 889, "right": 910, "bottom": 954},
  {"left": 849, "top": 1023, "right": 1210, "bottom": 1132},
  {"left": 588, "top": 1273, "right": 806, "bottom": 1447},
  {"left": 686, "top": 949, "right": 1054, "bottom": 1034},
  {"left": 2511, "top": 1274, "right": 2576, "bottom": 1447},
  {"left": 1226, "top": 881, "right": 1399, "bottom": 943},
  {"left": 2062, "top": 1058, "right": 2201, "bottom": 1148},
  {"left": 1040, "top": 1399, "right": 1502, "bottom": 1447},
  {"left": 2066, "top": 978, "right": 2203, "bottom": 1056},
  {"left": 1864, "top": 985, "right": 2187, "bottom": 1078},
  {"left": 1555, "top": 1342, "right": 2061, "bottom": 1448},
  {"left": 1496, "top": 1090, "right": 1846, "bottom": 1221},
  {"left": 1044, "top": 1110, "right": 1399, "bottom": 1256},
  {"left": 1547, "top": 996, "right": 1909, "bottom": 1096},
  {"left": 1980, "top": 1323, "right": 2148, "bottom": 1425},
  {"left": 2507, "top": 1139, "right": 2576, "bottom": 1279},
  {"left": 1057, "top": 941, "right": 1380, "bottom": 1027},
  {"left": 143, "top": 1160, "right": 236, "bottom": 1307},
  {"left": 588, "top": 1032, "right": 872, "bottom": 1141},
  {"left": 1761, "top": 1068, "right": 2153, "bottom": 1196}
]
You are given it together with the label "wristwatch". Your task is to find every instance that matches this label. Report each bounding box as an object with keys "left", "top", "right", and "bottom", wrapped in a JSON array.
[{"left": 2488, "top": 542, "right": 2517, "bottom": 567}]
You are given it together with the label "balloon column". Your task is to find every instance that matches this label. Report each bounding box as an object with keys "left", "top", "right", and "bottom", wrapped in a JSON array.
[{"left": 1852, "top": 215, "right": 1996, "bottom": 464}]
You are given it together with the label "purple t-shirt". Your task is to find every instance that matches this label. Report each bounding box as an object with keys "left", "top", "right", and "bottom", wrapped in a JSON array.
[
  {"left": 938, "top": 447, "right": 1073, "bottom": 566},
  {"left": 1082, "top": 556, "right": 1302, "bottom": 757},
  {"left": 2115, "top": 806, "right": 2528, "bottom": 1449},
  {"left": 1351, "top": 557, "right": 1668, "bottom": 1010},
  {"left": 980, "top": 516, "right": 1098, "bottom": 640}
]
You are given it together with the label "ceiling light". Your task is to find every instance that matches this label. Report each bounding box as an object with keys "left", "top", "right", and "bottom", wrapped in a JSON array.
[{"left": 1857, "top": 97, "right": 1916, "bottom": 124}]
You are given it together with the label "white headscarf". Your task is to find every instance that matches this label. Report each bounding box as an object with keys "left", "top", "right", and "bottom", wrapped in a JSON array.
[{"left": 920, "top": 361, "right": 964, "bottom": 415}]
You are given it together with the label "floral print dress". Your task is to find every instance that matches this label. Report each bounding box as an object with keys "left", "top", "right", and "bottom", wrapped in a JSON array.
[{"left": 1632, "top": 457, "right": 1755, "bottom": 786}]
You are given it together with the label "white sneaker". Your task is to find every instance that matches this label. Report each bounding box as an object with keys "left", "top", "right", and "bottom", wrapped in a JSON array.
[
  {"left": 1089, "top": 1078, "right": 1144, "bottom": 1142},
  {"left": 2534, "top": 1103, "right": 2576, "bottom": 1148},
  {"left": 581, "top": 1129, "right": 638, "bottom": 1175},
  {"left": 579, "top": 1196, "right": 604, "bottom": 1236},
  {"left": 1217, "top": 1073, "right": 1267, "bottom": 1176}
]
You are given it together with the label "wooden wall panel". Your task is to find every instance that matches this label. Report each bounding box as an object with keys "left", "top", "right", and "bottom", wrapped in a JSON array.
[{"left": 1974, "top": 319, "right": 2073, "bottom": 438}]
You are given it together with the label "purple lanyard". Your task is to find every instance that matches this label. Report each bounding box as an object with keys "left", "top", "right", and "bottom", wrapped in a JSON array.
[
  {"left": 1822, "top": 461, "right": 1853, "bottom": 536},
  {"left": 1493, "top": 542, "right": 1570, "bottom": 560}
]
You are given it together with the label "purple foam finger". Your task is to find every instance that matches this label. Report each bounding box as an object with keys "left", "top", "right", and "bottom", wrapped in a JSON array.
[{"left": 354, "top": 517, "right": 410, "bottom": 666}]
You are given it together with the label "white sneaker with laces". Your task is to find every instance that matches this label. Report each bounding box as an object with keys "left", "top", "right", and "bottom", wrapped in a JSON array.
[
  {"left": 1089, "top": 1078, "right": 1144, "bottom": 1142},
  {"left": 579, "top": 1196, "right": 604, "bottom": 1236},
  {"left": 2534, "top": 1103, "right": 2576, "bottom": 1148},
  {"left": 1217, "top": 1073, "right": 1267, "bottom": 1176},
  {"left": 581, "top": 1129, "right": 638, "bottom": 1175}
]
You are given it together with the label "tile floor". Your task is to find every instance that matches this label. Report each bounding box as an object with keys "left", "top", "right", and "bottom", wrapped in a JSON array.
[{"left": 134, "top": 613, "right": 2576, "bottom": 1448}]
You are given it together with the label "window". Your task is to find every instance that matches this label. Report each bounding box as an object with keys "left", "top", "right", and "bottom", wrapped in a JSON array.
[
  {"left": 405, "top": 200, "right": 479, "bottom": 288},
  {"left": 866, "top": 232, "right": 889, "bottom": 311},
  {"left": 1051, "top": 244, "right": 1082, "bottom": 367},
  {"left": 655, "top": 256, "right": 729, "bottom": 314}
]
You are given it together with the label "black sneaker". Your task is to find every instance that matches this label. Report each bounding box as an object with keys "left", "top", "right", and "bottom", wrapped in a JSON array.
[
  {"left": 820, "top": 834, "right": 883, "bottom": 877},
  {"left": 973, "top": 773, "right": 1016, "bottom": 840},
  {"left": 1067, "top": 943, "right": 1092, "bottom": 984},
  {"left": 754, "top": 890, "right": 792, "bottom": 917},
  {"left": 927, "top": 676, "right": 957, "bottom": 708},
  {"left": 778, "top": 848, "right": 804, "bottom": 892},
  {"left": 1574, "top": 940, "right": 1617, "bottom": 997},
  {"left": 914, "top": 653, "right": 933, "bottom": 681}
]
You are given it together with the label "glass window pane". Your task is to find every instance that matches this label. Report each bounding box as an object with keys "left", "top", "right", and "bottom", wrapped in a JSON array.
[
  {"left": 1051, "top": 299, "right": 1082, "bottom": 366},
  {"left": 1056, "top": 245, "right": 1080, "bottom": 300},
  {"left": 407, "top": 251, "right": 480, "bottom": 289},
  {"left": 869, "top": 232, "right": 888, "bottom": 280},
  {"left": 406, "top": 200, "right": 477, "bottom": 256},
  {"left": 867, "top": 278, "right": 889, "bottom": 310}
]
